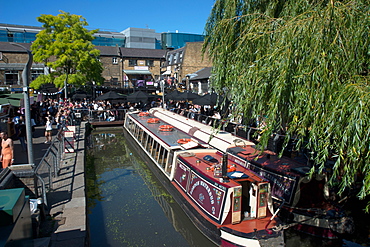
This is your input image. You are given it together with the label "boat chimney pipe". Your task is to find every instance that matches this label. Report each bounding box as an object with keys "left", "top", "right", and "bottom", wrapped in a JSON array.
[{"left": 221, "top": 153, "right": 228, "bottom": 179}]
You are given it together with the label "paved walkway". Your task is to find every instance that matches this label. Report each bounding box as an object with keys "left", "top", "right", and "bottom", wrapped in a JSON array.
[{"left": 11, "top": 123, "right": 87, "bottom": 247}]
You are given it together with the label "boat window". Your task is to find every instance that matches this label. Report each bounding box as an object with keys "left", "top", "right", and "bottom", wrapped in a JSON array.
[
  {"left": 147, "top": 135, "right": 153, "bottom": 153},
  {"left": 158, "top": 146, "right": 166, "bottom": 169},
  {"left": 133, "top": 124, "right": 137, "bottom": 137},
  {"left": 152, "top": 141, "right": 158, "bottom": 159},
  {"left": 143, "top": 133, "right": 150, "bottom": 150},
  {"left": 150, "top": 139, "right": 157, "bottom": 157},
  {"left": 134, "top": 124, "right": 140, "bottom": 138},
  {"left": 129, "top": 119, "right": 135, "bottom": 132},
  {"left": 126, "top": 119, "right": 133, "bottom": 131},
  {"left": 138, "top": 128, "right": 144, "bottom": 144},
  {"left": 131, "top": 122, "right": 137, "bottom": 135},
  {"left": 166, "top": 152, "right": 174, "bottom": 174},
  {"left": 154, "top": 141, "right": 161, "bottom": 161},
  {"left": 155, "top": 144, "right": 160, "bottom": 163},
  {"left": 163, "top": 150, "right": 170, "bottom": 174},
  {"left": 142, "top": 132, "right": 148, "bottom": 147}
]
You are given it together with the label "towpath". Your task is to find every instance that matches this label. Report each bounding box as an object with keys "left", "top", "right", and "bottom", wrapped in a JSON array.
[{"left": 11, "top": 123, "right": 87, "bottom": 247}]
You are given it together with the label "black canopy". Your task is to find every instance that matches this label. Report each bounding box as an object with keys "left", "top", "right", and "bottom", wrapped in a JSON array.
[
  {"left": 165, "top": 90, "right": 181, "bottom": 100},
  {"left": 192, "top": 93, "right": 225, "bottom": 106},
  {"left": 126, "top": 91, "right": 150, "bottom": 103},
  {"left": 177, "top": 91, "right": 200, "bottom": 101},
  {"left": 96, "top": 91, "right": 126, "bottom": 101},
  {"left": 72, "top": 93, "right": 88, "bottom": 100}
]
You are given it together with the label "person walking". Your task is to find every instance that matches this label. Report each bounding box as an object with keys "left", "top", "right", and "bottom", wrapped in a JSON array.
[
  {"left": 1, "top": 131, "right": 14, "bottom": 168},
  {"left": 17, "top": 120, "right": 27, "bottom": 151},
  {"left": 44, "top": 116, "right": 53, "bottom": 144}
]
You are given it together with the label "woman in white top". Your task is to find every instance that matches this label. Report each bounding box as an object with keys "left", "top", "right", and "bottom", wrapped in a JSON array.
[{"left": 44, "top": 116, "right": 53, "bottom": 144}]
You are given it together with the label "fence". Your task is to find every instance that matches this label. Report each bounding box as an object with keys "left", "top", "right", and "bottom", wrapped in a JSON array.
[
  {"left": 87, "top": 109, "right": 128, "bottom": 122},
  {"left": 33, "top": 121, "right": 80, "bottom": 211}
]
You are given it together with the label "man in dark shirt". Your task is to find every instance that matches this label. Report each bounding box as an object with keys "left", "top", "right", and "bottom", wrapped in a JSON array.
[{"left": 17, "top": 119, "right": 27, "bottom": 151}]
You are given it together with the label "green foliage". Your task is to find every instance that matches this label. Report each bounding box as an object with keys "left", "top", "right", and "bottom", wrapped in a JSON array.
[
  {"left": 204, "top": 0, "right": 370, "bottom": 210},
  {"left": 31, "top": 11, "right": 104, "bottom": 89}
]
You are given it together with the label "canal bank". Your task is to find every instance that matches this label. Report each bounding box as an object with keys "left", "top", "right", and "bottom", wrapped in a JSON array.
[{"left": 33, "top": 122, "right": 88, "bottom": 247}]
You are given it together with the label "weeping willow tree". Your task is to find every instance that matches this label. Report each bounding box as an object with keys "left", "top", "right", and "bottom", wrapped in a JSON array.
[{"left": 204, "top": 0, "right": 369, "bottom": 210}]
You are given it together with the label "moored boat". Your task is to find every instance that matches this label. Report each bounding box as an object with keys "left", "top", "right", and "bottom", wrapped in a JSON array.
[
  {"left": 148, "top": 107, "right": 354, "bottom": 239},
  {"left": 123, "top": 110, "right": 285, "bottom": 247}
]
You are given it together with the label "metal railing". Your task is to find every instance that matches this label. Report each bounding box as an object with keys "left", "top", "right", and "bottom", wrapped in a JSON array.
[
  {"left": 87, "top": 109, "right": 128, "bottom": 122},
  {"left": 33, "top": 126, "right": 65, "bottom": 209}
]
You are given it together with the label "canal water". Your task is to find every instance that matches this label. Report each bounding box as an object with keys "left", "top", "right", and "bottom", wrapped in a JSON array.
[
  {"left": 86, "top": 128, "right": 215, "bottom": 246},
  {"left": 86, "top": 128, "right": 368, "bottom": 247}
]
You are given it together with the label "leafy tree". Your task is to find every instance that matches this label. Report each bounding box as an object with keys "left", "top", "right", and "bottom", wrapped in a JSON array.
[
  {"left": 204, "top": 0, "right": 369, "bottom": 210},
  {"left": 31, "top": 11, "right": 103, "bottom": 89}
]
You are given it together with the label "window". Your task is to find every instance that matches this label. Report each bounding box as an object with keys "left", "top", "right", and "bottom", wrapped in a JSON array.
[
  {"left": 5, "top": 71, "right": 18, "bottom": 85},
  {"left": 110, "top": 78, "right": 118, "bottom": 85},
  {"left": 146, "top": 60, "right": 154, "bottom": 67},
  {"left": 112, "top": 57, "right": 118, "bottom": 64},
  {"left": 129, "top": 59, "right": 137, "bottom": 67},
  {"left": 7, "top": 32, "right": 14, "bottom": 42},
  {"left": 31, "top": 69, "right": 43, "bottom": 81}
]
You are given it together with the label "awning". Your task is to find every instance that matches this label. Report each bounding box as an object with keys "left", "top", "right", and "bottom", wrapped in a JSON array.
[
  {"left": 0, "top": 63, "right": 45, "bottom": 70},
  {"left": 0, "top": 98, "right": 20, "bottom": 107},
  {"left": 162, "top": 71, "right": 171, "bottom": 75},
  {"left": 124, "top": 70, "right": 152, "bottom": 75}
]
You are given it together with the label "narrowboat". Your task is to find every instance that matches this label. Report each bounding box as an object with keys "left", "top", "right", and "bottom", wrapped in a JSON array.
[
  {"left": 148, "top": 107, "right": 354, "bottom": 239},
  {"left": 123, "top": 110, "right": 284, "bottom": 247}
]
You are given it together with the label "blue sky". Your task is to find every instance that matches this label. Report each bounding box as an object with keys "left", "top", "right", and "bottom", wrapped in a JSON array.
[{"left": 1, "top": 0, "right": 215, "bottom": 34}]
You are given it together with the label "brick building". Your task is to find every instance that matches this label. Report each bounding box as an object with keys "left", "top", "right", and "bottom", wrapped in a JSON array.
[
  {"left": 95, "top": 46, "right": 166, "bottom": 89},
  {"left": 162, "top": 42, "right": 213, "bottom": 93}
]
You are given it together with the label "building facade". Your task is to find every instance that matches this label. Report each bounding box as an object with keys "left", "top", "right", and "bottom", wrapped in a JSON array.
[
  {"left": 0, "top": 23, "right": 126, "bottom": 47},
  {"left": 0, "top": 42, "right": 165, "bottom": 91},
  {"left": 0, "top": 42, "right": 45, "bottom": 88},
  {"left": 121, "top": 27, "right": 161, "bottom": 49},
  {"left": 0, "top": 23, "right": 209, "bottom": 93},
  {"left": 161, "top": 32, "right": 204, "bottom": 50},
  {"left": 161, "top": 42, "right": 212, "bottom": 93},
  {"left": 98, "top": 46, "right": 166, "bottom": 88}
]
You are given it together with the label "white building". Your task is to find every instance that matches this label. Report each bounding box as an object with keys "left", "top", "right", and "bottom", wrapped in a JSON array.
[{"left": 121, "top": 27, "right": 161, "bottom": 49}]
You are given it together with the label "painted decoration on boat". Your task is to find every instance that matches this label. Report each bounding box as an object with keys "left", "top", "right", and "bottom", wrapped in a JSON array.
[{"left": 174, "top": 160, "right": 226, "bottom": 222}]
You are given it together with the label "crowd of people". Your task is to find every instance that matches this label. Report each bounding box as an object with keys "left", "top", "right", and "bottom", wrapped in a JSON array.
[
  {"left": 0, "top": 98, "right": 75, "bottom": 169},
  {"left": 0, "top": 94, "right": 227, "bottom": 170}
]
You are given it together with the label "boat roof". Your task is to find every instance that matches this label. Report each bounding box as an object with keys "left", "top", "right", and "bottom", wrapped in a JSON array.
[
  {"left": 150, "top": 108, "right": 254, "bottom": 152},
  {"left": 228, "top": 146, "right": 312, "bottom": 178},
  {"left": 177, "top": 149, "right": 266, "bottom": 187},
  {"left": 128, "top": 110, "right": 208, "bottom": 149},
  {"left": 149, "top": 108, "right": 311, "bottom": 179}
]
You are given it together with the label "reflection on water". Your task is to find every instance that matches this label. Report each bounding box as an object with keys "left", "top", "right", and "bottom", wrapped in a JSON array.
[{"left": 86, "top": 128, "right": 215, "bottom": 247}]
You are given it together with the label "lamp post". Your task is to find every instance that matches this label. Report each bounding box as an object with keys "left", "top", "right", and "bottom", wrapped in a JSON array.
[
  {"left": 160, "top": 80, "right": 165, "bottom": 109},
  {"left": 11, "top": 43, "right": 34, "bottom": 166},
  {"left": 64, "top": 75, "right": 68, "bottom": 100},
  {"left": 186, "top": 75, "right": 190, "bottom": 91}
]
